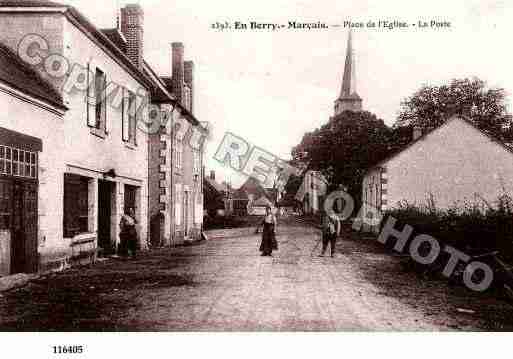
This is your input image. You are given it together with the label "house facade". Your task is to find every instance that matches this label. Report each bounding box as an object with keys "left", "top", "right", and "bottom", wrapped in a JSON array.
[
  {"left": 361, "top": 116, "right": 513, "bottom": 229},
  {"left": 0, "top": 42, "right": 66, "bottom": 275},
  {"left": 0, "top": 0, "right": 152, "bottom": 273},
  {"left": 295, "top": 170, "right": 328, "bottom": 215}
]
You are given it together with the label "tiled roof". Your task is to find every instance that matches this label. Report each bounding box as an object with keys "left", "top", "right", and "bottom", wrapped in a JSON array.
[
  {"left": 159, "top": 76, "right": 200, "bottom": 126},
  {"left": 0, "top": 0, "right": 65, "bottom": 7},
  {"left": 100, "top": 28, "right": 127, "bottom": 54},
  {"left": 232, "top": 189, "right": 249, "bottom": 200},
  {"left": 0, "top": 42, "right": 65, "bottom": 110},
  {"left": 365, "top": 116, "right": 513, "bottom": 174},
  {"left": 160, "top": 76, "right": 172, "bottom": 87},
  {"left": 0, "top": 0, "right": 153, "bottom": 89},
  {"left": 205, "top": 177, "right": 225, "bottom": 193}
]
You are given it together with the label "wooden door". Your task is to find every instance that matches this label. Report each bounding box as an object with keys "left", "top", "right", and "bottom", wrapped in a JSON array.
[
  {"left": 0, "top": 179, "right": 12, "bottom": 275},
  {"left": 23, "top": 181, "right": 38, "bottom": 272},
  {"left": 98, "top": 180, "right": 112, "bottom": 254},
  {"left": 183, "top": 191, "right": 189, "bottom": 237},
  {"left": 10, "top": 180, "right": 38, "bottom": 273}
]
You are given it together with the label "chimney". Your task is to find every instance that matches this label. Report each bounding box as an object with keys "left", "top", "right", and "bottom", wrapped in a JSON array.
[
  {"left": 120, "top": 4, "right": 144, "bottom": 69},
  {"left": 413, "top": 125, "right": 422, "bottom": 141},
  {"left": 210, "top": 170, "right": 215, "bottom": 181},
  {"left": 171, "top": 42, "right": 185, "bottom": 105},
  {"left": 184, "top": 60, "right": 194, "bottom": 113}
]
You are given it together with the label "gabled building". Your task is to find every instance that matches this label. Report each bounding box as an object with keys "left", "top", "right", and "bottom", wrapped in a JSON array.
[
  {"left": 101, "top": 4, "right": 206, "bottom": 247},
  {"left": 0, "top": 0, "right": 205, "bottom": 277},
  {"left": 238, "top": 176, "right": 272, "bottom": 204},
  {"left": 0, "top": 0, "right": 153, "bottom": 272},
  {"left": 153, "top": 42, "right": 205, "bottom": 246},
  {"left": 361, "top": 116, "right": 513, "bottom": 230},
  {"left": 203, "top": 170, "right": 226, "bottom": 217}
]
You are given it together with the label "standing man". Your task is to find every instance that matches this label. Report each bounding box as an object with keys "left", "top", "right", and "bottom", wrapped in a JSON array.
[{"left": 319, "top": 209, "right": 340, "bottom": 258}]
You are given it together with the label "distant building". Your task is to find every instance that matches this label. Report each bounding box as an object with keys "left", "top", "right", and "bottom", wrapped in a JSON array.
[
  {"left": 203, "top": 170, "right": 227, "bottom": 217},
  {"left": 295, "top": 170, "right": 328, "bottom": 215},
  {"left": 361, "top": 116, "right": 513, "bottom": 230},
  {"left": 231, "top": 189, "right": 249, "bottom": 216},
  {"left": 248, "top": 196, "right": 272, "bottom": 216}
]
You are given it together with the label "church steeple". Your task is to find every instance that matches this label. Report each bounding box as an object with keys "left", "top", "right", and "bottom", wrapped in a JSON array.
[{"left": 334, "top": 30, "right": 362, "bottom": 115}]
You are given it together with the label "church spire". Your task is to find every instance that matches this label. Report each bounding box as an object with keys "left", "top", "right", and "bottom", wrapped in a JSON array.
[{"left": 334, "top": 30, "right": 362, "bottom": 115}]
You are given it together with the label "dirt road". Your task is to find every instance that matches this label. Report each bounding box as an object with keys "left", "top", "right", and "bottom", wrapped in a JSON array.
[{"left": 1, "top": 217, "right": 512, "bottom": 331}]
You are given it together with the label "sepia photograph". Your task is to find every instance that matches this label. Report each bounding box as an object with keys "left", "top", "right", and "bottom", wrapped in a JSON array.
[{"left": 0, "top": 0, "right": 512, "bottom": 356}]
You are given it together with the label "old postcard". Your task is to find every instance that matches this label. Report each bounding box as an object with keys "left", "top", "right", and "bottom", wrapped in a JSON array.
[{"left": 0, "top": 0, "right": 512, "bottom": 357}]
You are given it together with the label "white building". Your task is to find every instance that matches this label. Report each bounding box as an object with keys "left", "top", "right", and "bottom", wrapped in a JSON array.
[
  {"left": 361, "top": 116, "right": 513, "bottom": 229},
  {"left": 0, "top": 1, "right": 151, "bottom": 273}
]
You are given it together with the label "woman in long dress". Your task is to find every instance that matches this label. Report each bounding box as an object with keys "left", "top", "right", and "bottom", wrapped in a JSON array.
[{"left": 259, "top": 206, "right": 277, "bottom": 256}]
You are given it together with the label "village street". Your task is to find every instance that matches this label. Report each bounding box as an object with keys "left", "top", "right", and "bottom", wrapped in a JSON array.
[{"left": 1, "top": 217, "right": 512, "bottom": 331}]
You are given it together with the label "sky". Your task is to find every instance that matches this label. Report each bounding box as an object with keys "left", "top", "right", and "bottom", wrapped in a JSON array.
[{"left": 68, "top": 0, "right": 513, "bottom": 187}]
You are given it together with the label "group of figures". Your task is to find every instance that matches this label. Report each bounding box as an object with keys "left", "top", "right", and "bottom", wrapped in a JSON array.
[{"left": 257, "top": 206, "right": 341, "bottom": 258}]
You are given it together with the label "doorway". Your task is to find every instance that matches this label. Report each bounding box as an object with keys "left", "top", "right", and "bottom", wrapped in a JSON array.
[
  {"left": 0, "top": 178, "right": 38, "bottom": 274},
  {"left": 183, "top": 190, "right": 189, "bottom": 237},
  {"left": 97, "top": 180, "right": 113, "bottom": 255}
]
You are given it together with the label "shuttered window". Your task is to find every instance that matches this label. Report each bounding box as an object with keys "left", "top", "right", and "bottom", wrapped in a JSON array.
[
  {"left": 122, "top": 88, "right": 137, "bottom": 145},
  {"left": 63, "top": 174, "right": 89, "bottom": 238},
  {"left": 86, "top": 64, "right": 108, "bottom": 137}
]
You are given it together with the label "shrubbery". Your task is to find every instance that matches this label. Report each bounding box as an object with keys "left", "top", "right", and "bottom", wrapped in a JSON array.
[{"left": 385, "top": 193, "right": 513, "bottom": 262}]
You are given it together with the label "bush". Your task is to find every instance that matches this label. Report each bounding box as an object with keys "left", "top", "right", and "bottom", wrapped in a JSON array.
[{"left": 385, "top": 194, "right": 513, "bottom": 262}]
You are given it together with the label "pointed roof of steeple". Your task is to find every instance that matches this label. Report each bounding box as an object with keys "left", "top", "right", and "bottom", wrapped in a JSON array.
[{"left": 339, "top": 30, "right": 360, "bottom": 100}]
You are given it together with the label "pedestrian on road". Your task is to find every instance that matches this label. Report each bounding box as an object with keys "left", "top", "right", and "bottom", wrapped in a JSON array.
[
  {"left": 319, "top": 209, "right": 340, "bottom": 258},
  {"left": 258, "top": 206, "right": 277, "bottom": 256},
  {"left": 120, "top": 207, "right": 138, "bottom": 259}
]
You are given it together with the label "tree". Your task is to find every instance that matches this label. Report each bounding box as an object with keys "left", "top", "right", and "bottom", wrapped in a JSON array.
[
  {"left": 291, "top": 110, "right": 393, "bottom": 208},
  {"left": 395, "top": 77, "right": 513, "bottom": 141}
]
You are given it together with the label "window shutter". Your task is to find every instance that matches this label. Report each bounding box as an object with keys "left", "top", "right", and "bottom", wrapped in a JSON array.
[
  {"left": 129, "top": 92, "right": 136, "bottom": 144},
  {"left": 132, "top": 92, "right": 140, "bottom": 145},
  {"left": 101, "top": 72, "right": 107, "bottom": 133},
  {"left": 86, "top": 63, "right": 96, "bottom": 127},
  {"left": 122, "top": 88, "right": 129, "bottom": 141}
]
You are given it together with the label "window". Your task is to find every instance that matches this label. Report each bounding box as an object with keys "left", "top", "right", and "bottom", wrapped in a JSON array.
[
  {"left": 184, "top": 85, "right": 192, "bottom": 111},
  {"left": 122, "top": 88, "right": 137, "bottom": 145},
  {"left": 87, "top": 65, "right": 107, "bottom": 136},
  {"left": 0, "top": 145, "right": 37, "bottom": 179},
  {"left": 193, "top": 150, "right": 200, "bottom": 176},
  {"left": 174, "top": 140, "right": 183, "bottom": 170},
  {"left": 0, "top": 179, "right": 11, "bottom": 230},
  {"left": 63, "top": 174, "right": 90, "bottom": 238}
]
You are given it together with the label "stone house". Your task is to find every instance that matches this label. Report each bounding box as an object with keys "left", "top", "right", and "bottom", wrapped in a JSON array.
[
  {"left": 152, "top": 42, "right": 205, "bottom": 246},
  {"left": 101, "top": 4, "right": 206, "bottom": 247}
]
